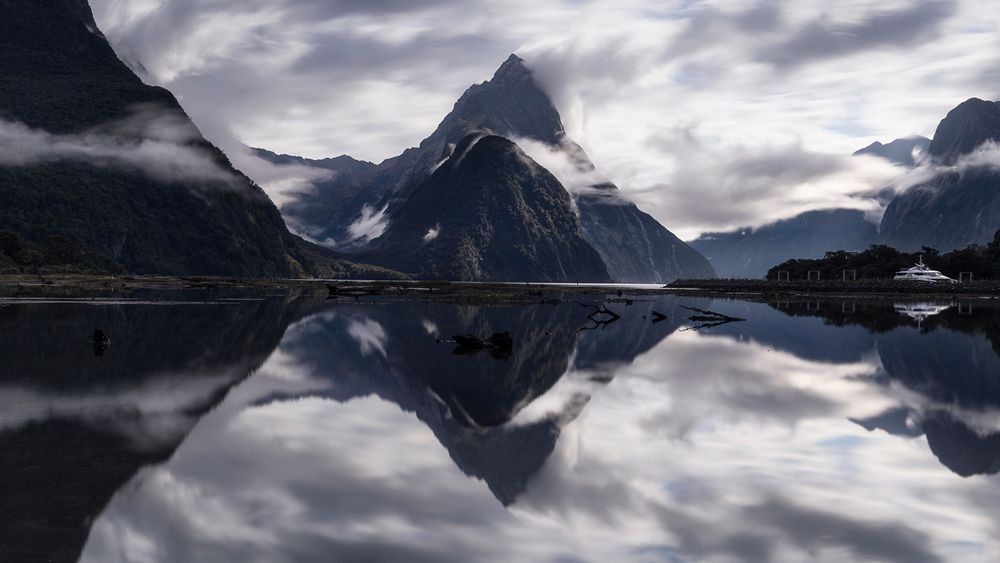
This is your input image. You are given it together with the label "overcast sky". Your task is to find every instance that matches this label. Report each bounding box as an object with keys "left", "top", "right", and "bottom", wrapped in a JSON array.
[{"left": 90, "top": 0, "right": 1000, "bottom": 239}]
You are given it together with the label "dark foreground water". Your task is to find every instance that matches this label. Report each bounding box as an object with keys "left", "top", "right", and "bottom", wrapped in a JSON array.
[{"left": 2, "top": 291, "right": 1000, "bottom": 563}]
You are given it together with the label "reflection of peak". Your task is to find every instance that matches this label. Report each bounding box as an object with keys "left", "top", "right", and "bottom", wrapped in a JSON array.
[
  {"left": 850, "top": 407, "right": 923, "bottom": 438},
  {"left": 0, "top": 295, "right": 322, "bottom": 563},
  {"left": 279, "top": 298, "right": 682, "bottom": 505},
  {"left": 923, "top": 410, "right": 1000, "bottom": 477}
]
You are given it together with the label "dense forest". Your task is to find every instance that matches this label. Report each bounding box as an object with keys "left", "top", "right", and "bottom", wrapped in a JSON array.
[{"left": 768, "top": 229, "right": 1000, "bottom": 281}]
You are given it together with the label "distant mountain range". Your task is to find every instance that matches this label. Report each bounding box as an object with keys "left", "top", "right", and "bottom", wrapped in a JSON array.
[
  {"left": 263, "top": 55, "right": 715, "bottom": 283},
  {"left": 0, "top": 0, "right": 398, "bottom": 278},
  {"left": 689, "top": 136, "right": 929, "bottom": 278},
  {"left": 690, "top": 209, "right": 880, "bottom": 279},
  {"left": 852, "top": 136, "right": 930, "bottom": 166},
  {"left": 694, "top": 96, "right": 1000, "bottom": 278}
]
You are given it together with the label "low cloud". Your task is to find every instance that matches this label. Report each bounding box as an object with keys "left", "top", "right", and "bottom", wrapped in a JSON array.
[
  {"left": 637, "top": 126, "right": 904, "bottom": 239},
  {"left": 231, "top": 147, "right": 334, "bottom": 207},
  {"left": 347, "top": 204, "right": 390, "bottom": 242},
  {"left": 423, "top": 224, "right": 441, "bottom": 243},
  {"left": 882, "top": 139, "right": 1000, "bottom": 199},
  {"left": 89, "top": 0, "right": 998, "bottom": 238},
  {"left": 515, "top": 137, "right": 629, "bottom": 204},
  {"left": 0, "top": 104, "right": 238, "bottom": 185}
]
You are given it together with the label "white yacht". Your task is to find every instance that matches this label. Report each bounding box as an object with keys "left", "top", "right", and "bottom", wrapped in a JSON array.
[{"left": 892, "top": 257, "right": 956, "bottom": 283}]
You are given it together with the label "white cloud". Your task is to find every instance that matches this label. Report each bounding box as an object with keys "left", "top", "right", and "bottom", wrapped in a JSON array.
[
  {"left": 88, "top": 0, "right": 1000, "bottom": 236},
  {"left": 0, "top": 104, "right": 238, "bottom": 185},
  {"left": 635, "top": 127, "right": 905, "bottom": 238},
  {"left": 423, "top": 224, "right": 441, "bottom": 243},
  {"left": 347, "top": 204, "right": 390, "bottom": 242},
  {"left": 77, "top": 302, "right": 1000, "bottom": 563}
]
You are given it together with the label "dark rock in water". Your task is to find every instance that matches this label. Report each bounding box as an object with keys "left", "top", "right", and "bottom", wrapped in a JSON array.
[
  {"left": 452, "top": 331, "right": 515, "bottom": 360},
  {"left": 365, "top": 135, "right": 611, "bottom": 282},
  {"left": 880, "top": 98, "right": 1000, "bottom": 252},
  {"left": 91, "top": 329, "right": 110, "bottom": 357}
]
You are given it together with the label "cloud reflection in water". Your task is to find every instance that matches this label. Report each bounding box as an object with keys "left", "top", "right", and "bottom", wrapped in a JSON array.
[{"left": 80, "top": 298, "right": 1000, "bottom": 562}]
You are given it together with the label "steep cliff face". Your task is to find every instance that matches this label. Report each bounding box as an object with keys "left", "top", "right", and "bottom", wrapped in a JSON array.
[
  {"left": 273, "top": 54, "right": 713, "bottom": 282},
  {"left": 880, "top": 99, "right": 1000, "bottom": 252},
  {"left": 365, "top": 134, "right": 611, "bottom": 282},
  {"left": 0, "top": 0, "right": 393, "bottom": 278}
]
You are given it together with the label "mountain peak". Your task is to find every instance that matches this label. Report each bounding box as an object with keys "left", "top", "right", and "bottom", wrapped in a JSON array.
[
  {"left": 422, "top": 54, "right": 565, "bottom": 148},
  {"left": 853, "top": 136, "right": 930, "bottom": 167},
  {"left": 490, "top": 54, "right": 532, "bottom": 84},
  {"left": 928, "top": 97, "right": 1000, "bottom": 165}
]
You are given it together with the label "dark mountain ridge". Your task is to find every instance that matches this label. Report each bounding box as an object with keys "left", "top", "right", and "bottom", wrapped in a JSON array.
[
  {"left": 880, "top": 98, "right": 1000, "bottom": 252},
  {"left": 691, "top": 209, "right": 879, "bottom": 278},
  {"left": 364, "top": 134, "right": 611, "bottom": 281},
  {"left": 853, "top": 136, "right": 930, "bottom": 166},
  {"left": 0, "top": 0, "right": 395, "bottom": 278}
]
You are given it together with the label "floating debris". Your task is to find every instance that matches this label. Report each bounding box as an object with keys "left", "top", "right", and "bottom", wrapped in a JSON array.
[
  {"left": 91, "top": 329, "right": 111, "bottom": 357},
  {"left": 450, "top": 332, "right": 514, "bottom": 360},
  {"left": 680, "top": 306, "right": 746, "bottom": 331}
]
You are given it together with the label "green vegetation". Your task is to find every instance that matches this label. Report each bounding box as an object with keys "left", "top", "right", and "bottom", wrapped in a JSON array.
[
  {"left": 0, "top": 230, "right": 123, "bottom": 274},
  {"left": 768, "top": 230, "right": 1000, "bottom": 281},
  {"left": 0, "top": 0, "right": 405, "bottom": 279}
]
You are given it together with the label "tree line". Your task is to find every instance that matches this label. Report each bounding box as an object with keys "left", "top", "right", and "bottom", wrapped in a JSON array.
[{"left": 767, "top": 229, "right": 1000, "bottom": 281}]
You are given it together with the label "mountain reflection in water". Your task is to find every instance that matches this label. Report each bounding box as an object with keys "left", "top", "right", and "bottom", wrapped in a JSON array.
[{"left": 4, "top": 292, "right": 1000, "bottom": 562}]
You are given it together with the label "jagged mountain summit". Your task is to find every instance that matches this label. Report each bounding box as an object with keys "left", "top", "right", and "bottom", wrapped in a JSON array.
[
  {"left": 881, "top": 98, "right": 1000, "bottom": 252},
  {"left": 266, "top": 54, "right": 715, "bottom": 282},
  {"left": 0, "top": 0, "right": 394, "bottom": 278}
]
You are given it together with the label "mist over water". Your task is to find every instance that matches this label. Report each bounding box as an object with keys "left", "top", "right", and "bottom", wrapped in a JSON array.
[{"left": 4, "top": 292, "right": 1000, "bottom": 562}]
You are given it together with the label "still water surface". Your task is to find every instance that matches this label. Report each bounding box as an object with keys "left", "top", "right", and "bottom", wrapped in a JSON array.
[{"left": 3, "top": 291, "right": 1000, "bottom": 562}]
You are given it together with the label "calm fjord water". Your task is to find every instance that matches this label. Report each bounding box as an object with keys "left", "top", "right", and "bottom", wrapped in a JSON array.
[{"left": 3, "top": 292, "right": 1000, "bottom": 562}]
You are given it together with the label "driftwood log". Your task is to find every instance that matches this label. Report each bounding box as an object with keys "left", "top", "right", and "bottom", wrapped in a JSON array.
[{"left": 680, "top": 306, "right": 746, "bottom": 331}]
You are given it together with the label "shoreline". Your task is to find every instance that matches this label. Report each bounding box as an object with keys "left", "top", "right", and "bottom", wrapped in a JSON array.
[{"left": 1, "top": 275, "right": 999, "bottom": 303}]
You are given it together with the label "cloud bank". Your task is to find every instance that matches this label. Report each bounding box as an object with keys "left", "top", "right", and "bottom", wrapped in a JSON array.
[
  {"left": 0, "top": 104, "right": 238, "bottom": 184},
  {"left": 88, "top": 0, "right": 1000, "bottom": 236}
]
